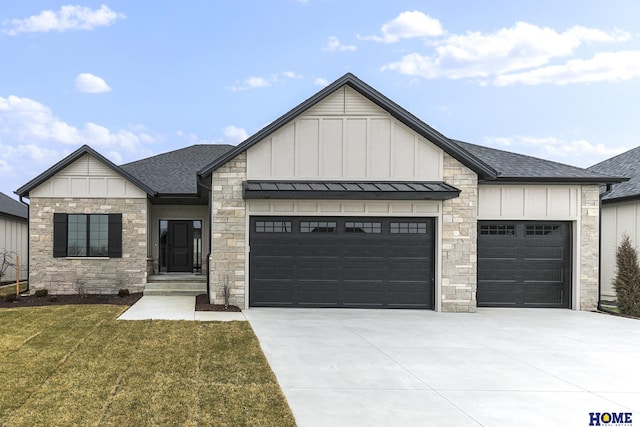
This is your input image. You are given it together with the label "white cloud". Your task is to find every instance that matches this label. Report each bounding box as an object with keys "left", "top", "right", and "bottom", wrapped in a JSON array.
[
  {"left": 324, "top": 36, "right": 356, "bottom": 52},
  {"left": 223, "top": 125, "right": 248, "bottom": 144},
  {"left": 74, "top": 73, "right": 112, "bottom": 93},
  {"left": 359, "top": 11, "right": 444, "bottom": 43},
  {"left": 381, "top": 20, "right": 632, "bottom": 85},
  {"left": 230, "top": 71, "right": 303, "bottom": 91},
  {"left": 3, "top": 4, "right": 125, "bottom": 35},
  {"left": 314, "top": 77, "right": 329, "bottom": 86},
  {"left": 0, "top": 95, "right": 154, "bottom": 168},
  {"left": 483, "top": 135, "right": 628, "bottom": 167},
  {"left": 494, "top": 51, "right": 640, "bottom": 86}
]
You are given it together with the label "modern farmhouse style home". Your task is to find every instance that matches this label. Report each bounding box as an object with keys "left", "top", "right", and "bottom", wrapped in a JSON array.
[{"left": 16, "top": 73, "right": 622, "bottom": 311}]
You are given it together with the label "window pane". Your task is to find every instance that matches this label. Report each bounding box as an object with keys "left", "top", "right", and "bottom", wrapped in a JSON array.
[
  {"left": 390, "top": 222, "right": 428, "bottom": 234},
  {"left": 255, "top": 221, "right": 292, "bottom": 233},
  {"left": 67, "top": 215, "right": 87, "bottom": 256},
  {"left": 89, "top": 214, "right": 109, "bottom": 256},
  {"left": 345, "top": 221, "right": 382, "bottom": 233},
  {"left": 301, "top": 221, "right": 336, "bottom": 233}
]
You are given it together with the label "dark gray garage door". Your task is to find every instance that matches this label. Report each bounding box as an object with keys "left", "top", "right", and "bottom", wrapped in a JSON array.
[
  {"left": 249, "top": 217, "right": 434, "bottom": 308},
  {"left": 477, "top": 221, "right": 571, "bottom": 308}
]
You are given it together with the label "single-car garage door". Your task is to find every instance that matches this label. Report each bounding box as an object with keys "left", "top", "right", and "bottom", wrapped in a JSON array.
[
  {"left": 249, "top": 217, "right": 434, "bottom": 308},
  {"left": 477, "top": 221, "right": 571, "bottom": 308}
]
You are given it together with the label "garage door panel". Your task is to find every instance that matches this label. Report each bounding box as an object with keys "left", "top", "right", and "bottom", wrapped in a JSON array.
[
  {"left": 249, "top": 217, "right": 434, "bottom": 309},
  {"left": 478, "top": 221, "right": 571, "bottom": 308}
]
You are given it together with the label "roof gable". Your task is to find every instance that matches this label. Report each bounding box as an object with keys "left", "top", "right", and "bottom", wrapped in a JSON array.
[
  {"left": 199, "top": 73, "right": 498, "bottom": 179},
  {"left": 16, "top": 145, "right": 155, "bottom": 198}
]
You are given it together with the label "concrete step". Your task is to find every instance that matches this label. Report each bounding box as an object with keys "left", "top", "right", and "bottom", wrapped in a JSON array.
[{"left": 144, "top": 281, "right": 207, "bottom": 296}]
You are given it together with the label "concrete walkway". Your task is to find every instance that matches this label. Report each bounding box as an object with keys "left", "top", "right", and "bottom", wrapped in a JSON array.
[
  {"left": 117, "top": 296, "right": 246, "bottom": 321},
  {"left": 245, "top": 308, "right": 640, "bottom": 427}
]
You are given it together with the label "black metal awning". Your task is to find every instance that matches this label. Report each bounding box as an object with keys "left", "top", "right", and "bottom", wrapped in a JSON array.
[{"left": 243, "top": 181, "right": 461, "bottom": 200}]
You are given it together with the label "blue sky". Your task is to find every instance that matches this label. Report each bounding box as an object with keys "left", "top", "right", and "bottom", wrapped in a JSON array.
[{"left": 2, "top": 1, "right": 640, "bottom": 199}]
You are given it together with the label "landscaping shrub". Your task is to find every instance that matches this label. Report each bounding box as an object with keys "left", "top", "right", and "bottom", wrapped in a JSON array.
[
  {"left": 118, "top": 288, "right": 130, "bottom": 297},
  {"left": 613, "top": 233, "right": 640, "bottom": 316},
  {"left": 34, "top": 289, "right": 48, "bottom": 297}
]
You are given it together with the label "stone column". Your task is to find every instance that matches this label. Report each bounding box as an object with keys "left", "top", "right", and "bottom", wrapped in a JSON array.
[{"left": 580, "top": 185, "right": 600, "bottom": 310}]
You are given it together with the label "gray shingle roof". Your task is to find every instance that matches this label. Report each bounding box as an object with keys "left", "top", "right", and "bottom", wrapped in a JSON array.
[
  {"left": 0, "top": 192, "right": 27, "bottom": 220},
  {"left": 452, "top": 140, "right": 622, "bottom": 183},
  {"left": 588, "top": 146, "right": 640, "bottom": 202},
  {"left": 121, "top": 144, "right": 234, "bottom": 194}
]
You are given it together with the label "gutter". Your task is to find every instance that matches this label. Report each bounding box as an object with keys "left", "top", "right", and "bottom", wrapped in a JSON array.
[
  {"left": 197, "top": 176, "right": 213, "bottom": 303},
  {"left": 18, "top": 195, "right": 29, "bottom": 293},
  {"left": 597, "top": 183, "right": 614, "bottom": 311}
]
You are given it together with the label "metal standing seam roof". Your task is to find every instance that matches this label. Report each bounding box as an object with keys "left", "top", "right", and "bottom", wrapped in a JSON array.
[
  {"left": 0, "top": 192, "right": 27, "bottom": 220},
  {"left": 588, "top": 146, "right": 640, "bottom": 202},
  {"left": 243, "top": 181, "right": 461, "bottom": 200}
]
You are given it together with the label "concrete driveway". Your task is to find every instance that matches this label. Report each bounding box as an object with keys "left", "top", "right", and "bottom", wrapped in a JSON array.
[{"left": 244, "top": 308, "right": 640, "bottom": 427}]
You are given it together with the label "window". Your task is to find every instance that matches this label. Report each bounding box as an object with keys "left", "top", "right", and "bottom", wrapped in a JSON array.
[
  {"left": 480, "top": 224, "right": 515, "bottom": 235},
  {"left": 300, "top": 221, "right": 336, "bottom": 233},
  {"left": 53, "top": 213, "right": 122, "bottom": 258},
  {"left": 345, "top": 221, "right": 381, "bottom": 233},
  {"left": 390, "top": 222, "right": 427, "bottom": 234},
  {"left": 255, "top": 221, "right": 291, "bottom": 233},
  {"left": 526, "top": 225, "right": 561, "bottom": 236}
]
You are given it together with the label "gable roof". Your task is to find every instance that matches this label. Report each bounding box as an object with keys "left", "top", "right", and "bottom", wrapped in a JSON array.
[
  {"left": 15, "top": 145, "right": 156, "bottom": 198},
  {"left": 588, "top": 146, "right": 640, "bottom": 202},
  {"left": 453, "top": 140, "right": 624, "bottom": 183},
  {"left": 0, "top": 192, "right": 27, "bottom": 220},
  {"left": 121, "top": 144, "right": 234, "bottom": 195},
  {"left": 198, "top": 73, "right": 498, "bottom": 180}
]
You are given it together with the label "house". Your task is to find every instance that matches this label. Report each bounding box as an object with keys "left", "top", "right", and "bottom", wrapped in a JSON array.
[
  {"left": 0, "top": 192, "right": 28, "bottom": 283},
  {"left": 588, "top": 148, "right": 640, "bottom": 302},
  {"left": 16, "top": 73, "right": 623, "bottom": 311}
]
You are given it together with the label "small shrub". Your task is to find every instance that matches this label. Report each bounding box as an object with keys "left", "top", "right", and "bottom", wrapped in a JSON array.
[
  {"left": 35, "top": 289, "right": 48, "bottom": 297},
  {"left": 613, "top": 233, "right": 640, "bottom": 317},
  {"left": 118, "top": 288, "right": 130, "bottom": 297},
  {"left": 4, "top": 293, "right": 19, "bottom": 302}
]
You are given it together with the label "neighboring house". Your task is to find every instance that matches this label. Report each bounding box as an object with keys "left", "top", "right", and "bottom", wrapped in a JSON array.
[
  {"left": 0, "top": 192, "right": 28, "bottom": 283},
  {"left": 16, "top": 73, "right": 622, "bottom": 311},
  {"left": 589, "top": 148, "right": 640, "bottom": 301}
]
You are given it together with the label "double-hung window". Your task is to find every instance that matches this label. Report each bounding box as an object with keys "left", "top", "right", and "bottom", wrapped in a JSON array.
[{"left": 53, "top": 213, "right": 122, "bottom": 258}]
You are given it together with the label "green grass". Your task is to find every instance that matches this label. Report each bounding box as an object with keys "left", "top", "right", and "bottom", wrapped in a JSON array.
[{"left": 0, "top": 305, "right": 295, "bottom": 426}]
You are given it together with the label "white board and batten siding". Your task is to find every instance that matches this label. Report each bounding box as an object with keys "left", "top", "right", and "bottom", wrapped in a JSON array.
[
  {"left": 0, "top": 215, "right": 27, "bottom": 282},
  {"left": 600, "top": 201, "right": 640, "bottom": 299},
  {"left": 30, "top": 154, "right": 146, "bottom": 198},
  {"left": 478, "top": 185, "right": 580, "bottom": 220},
  {"left": 247, "top": 86, "right": 444, "bottom": 182}
]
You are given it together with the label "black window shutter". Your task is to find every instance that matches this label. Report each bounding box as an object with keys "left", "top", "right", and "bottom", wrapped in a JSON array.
[
  {"left": 53, "top": 213, "right": 68, "bottom": 257},
  {"left": 108, "top": 213, "right": 123, "bottom": 258}
]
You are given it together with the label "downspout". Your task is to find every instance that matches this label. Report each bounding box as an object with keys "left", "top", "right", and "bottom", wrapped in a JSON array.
[
  {"left": 198, "top": 176, "right": 213, "bottom": 302},
  {"left": 18, "top": 195, "right": 29, "bottom": 293},
  {"left": 597, "top": 184, "right": 613, "bottom": 311}
]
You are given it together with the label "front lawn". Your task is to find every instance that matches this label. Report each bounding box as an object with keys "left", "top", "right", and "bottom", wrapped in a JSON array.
[{"left": 0, "top": 305, "right": 295, "bottom": 426}]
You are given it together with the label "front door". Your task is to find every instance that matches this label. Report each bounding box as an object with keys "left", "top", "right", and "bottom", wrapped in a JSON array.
[{"left": 168, "top": 220, "right": 193, "bottom": 272}]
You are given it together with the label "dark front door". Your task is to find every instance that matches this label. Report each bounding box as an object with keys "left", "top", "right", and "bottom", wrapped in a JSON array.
[
  {"left": 249, "top": 217, "right": 435, "bottom": 309},
  {"left": 168, "top": 220, "right": 193, "bottom": 272}
]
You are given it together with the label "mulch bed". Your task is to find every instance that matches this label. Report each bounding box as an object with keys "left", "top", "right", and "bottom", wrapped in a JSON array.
[
  {"left": 0, "top": 293, "right": 143, "bottom": 308},
  {"left": 195, "top": 294, "right": 241, "bottom": 312}
]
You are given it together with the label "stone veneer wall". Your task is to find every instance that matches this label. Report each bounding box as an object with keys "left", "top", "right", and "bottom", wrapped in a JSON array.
[
  {"left": 580, "top": 185, "right": 600, "bottom": 310},
  {"left": 441, "top": 154, "right": 478, "bottom": 312},
  {"left": 210, "top": 152, "right": 247, "bottom": 307},
  {"left": 29, "top": 197, "right": 147, "bottom": 294}
]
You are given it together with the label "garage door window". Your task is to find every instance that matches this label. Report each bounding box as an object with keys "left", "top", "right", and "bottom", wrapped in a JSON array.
[
  {"left": 345, "top": 221, "right": 381, "bottom": 233},
  {"left": 301, "top": 221, "right": 337, "bottom": 233},
  {"left": 390, "top": 222, "right": 428, "bottom": 234},
  {"left": 255, "top": 221, "right": 292, "bottom": 233},
  {"left": 526, "top": 225, "right": 561, "bottom": 236},
  {"left": 480, "top": 224, "right": 515, "bottom": 235}
]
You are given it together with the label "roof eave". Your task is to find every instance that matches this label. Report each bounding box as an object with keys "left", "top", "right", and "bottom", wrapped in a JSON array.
[
  {"left": 198, "top": 73, "right": 498, "bottom": 180},
  {"left": 479, "top": 176, "right": 628, "bottom": 185},
  {"left": 15, "top": 145, "right": 157, "bottom": 198}
]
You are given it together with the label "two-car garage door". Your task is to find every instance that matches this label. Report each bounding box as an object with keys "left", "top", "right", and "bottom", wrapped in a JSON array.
[{"left": 249, "top": 217, "right": 435, "bottom": 309}]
